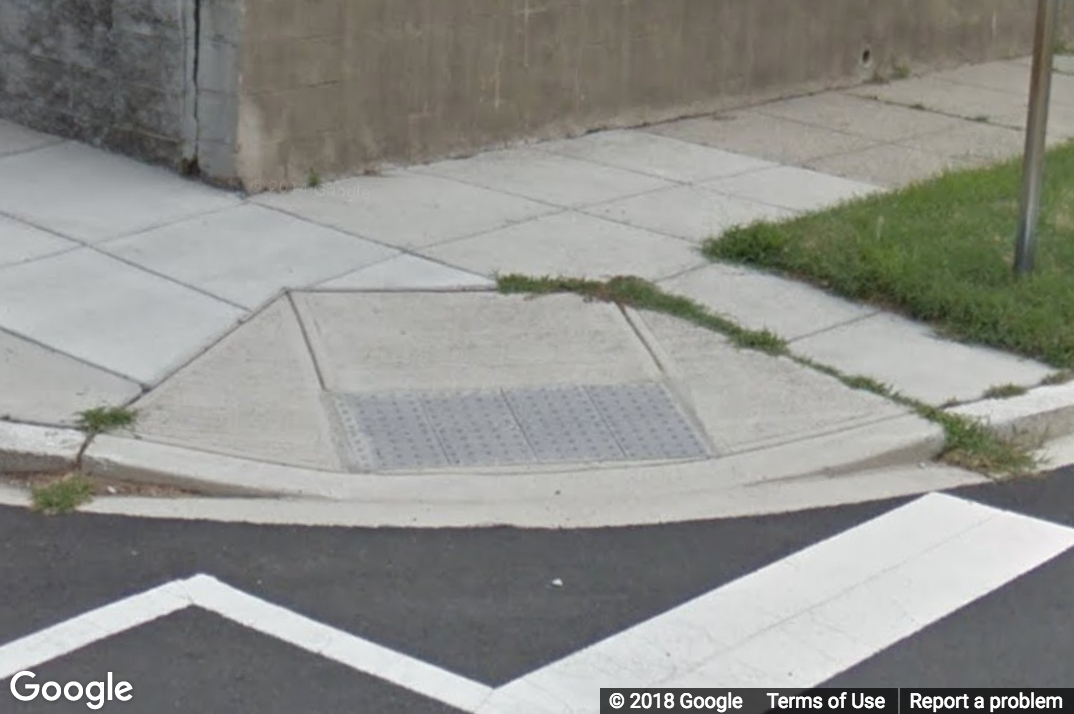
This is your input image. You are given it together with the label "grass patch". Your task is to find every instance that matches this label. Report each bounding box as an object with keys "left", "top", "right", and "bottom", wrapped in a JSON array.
[
  {"left": 499, "top": 274, "right": 1035, "bottom": 476},
  {"left": 307, "top": 168, "right": 321, "bottom": 188},
  {"left": 498, "top": 274, "right": 787, "bottom": 355},
  {"left": 983, "top": 383, "right": 1029, "bottom": 400},
  {"left": 925, "top": 409, "right": 1038, "bottom": 476},
  {"left": 1042, "top": 370, "right": 1074, "bottom": 386},
  {"left": 32, "top": 475, "right": 95, "bottom": 515},
  {"left": 704, "top": 141, "right": 1074, "bottom": 369},
  {"left": 77, "top": 406, "right": 136, "bottom": 435}
]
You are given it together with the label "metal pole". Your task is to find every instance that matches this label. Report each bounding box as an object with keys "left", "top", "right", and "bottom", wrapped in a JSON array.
[{"left": 1014, "top": 0, "right": 1061, "bottom": 275}]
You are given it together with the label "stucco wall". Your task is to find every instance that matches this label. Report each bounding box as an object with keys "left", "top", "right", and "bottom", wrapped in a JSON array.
[{"left": 233, "top": 0, "right": 1074, "bottom": 189}]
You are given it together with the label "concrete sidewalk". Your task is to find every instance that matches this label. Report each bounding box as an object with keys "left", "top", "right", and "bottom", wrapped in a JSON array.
[{"left": 2, "top": 56, "right": 1072, "bottom": 526}]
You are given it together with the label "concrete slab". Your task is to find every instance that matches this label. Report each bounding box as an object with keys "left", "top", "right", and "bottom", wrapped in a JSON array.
[
  {"left": 132, "top": 298, "right": 341, "bottom": 471},
  {"left": 318, "top": 254, "right": 495, "bottom": 291},
  {"left": 416, "top": 147, "right": 672, "bottom": 207},
  {"left": 292, "top": 292, "right": 661, "bottom": 392},
  {"left": 0, "top": 119, "right": 62, "bottom": 157},
  {"left": 660, "top": 263, "right": 876, "bottom": 341},
  {"left": 756, "top": 93, "right": 963, "bottom": 142},
  {"left": 538, "top": 129, "right": 775, "bottom": 182},
  {"left": 0, "top": 330, "right": 141, "bottom": 425},
  {"left": 805, "top": 143, "right": 985, "bottom": 188},
  {"left": 0, "top": 215, "right": 78, "bottom": 267},
  {"left": 929, "top": 60, "right": 1074, "bottom": 108},
  {"left": 0, "top": 142, "right": 240, "bottom": 242},
  {"left": 424, "top": 211, "right": 705, "bottom": 282},
  {"left": 633, "top": 310, "right": 907, "bottom": 455},
  {"left": 0, "top": 249, "right": 245, "bottom": 384},
  {"left": 102, "top": 205, "right": 398, "bottom": 309},
  {"left": 987, "top": 110, "right": 1074, "bottom": 138},
  {"left": 645, "top": 111, "right": 879, "bottom": 164},
  {"left": 1054, "top": 56, "right": 1074, "bottom": 75},
  {"left": 846, "top": 77, "right": 1026, "bottom": 124},
  {"left": 704, "top": 166, "right": 879, "bottom": 212},
  {"left": 253, "top": 170, "right": 554, "bottom": 249},
  {"left": 791, "top": 312, "right": 1054, "bottom": 405},
  {"left": 897, "top": 122, "right": 1027, "bottom": 162},
  {"left": 583, "top": 185, "right": 795, "bottom": 243}
]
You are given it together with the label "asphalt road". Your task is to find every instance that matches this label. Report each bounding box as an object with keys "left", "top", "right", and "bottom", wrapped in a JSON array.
[{"left": 1, "top": 467, "right": 1072, "bottom": 712}]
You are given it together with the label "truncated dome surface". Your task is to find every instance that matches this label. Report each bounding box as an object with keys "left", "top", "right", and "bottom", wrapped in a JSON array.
[{"left": 331, "top": 382, "right": 711, "bottom": 471}]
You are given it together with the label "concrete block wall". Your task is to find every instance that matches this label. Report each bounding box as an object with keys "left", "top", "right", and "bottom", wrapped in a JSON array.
[
  {"left": 0, "top": 0, "right": 198, "bottom": 167},
  {"left": 3, "top": 0, "right": 1073, "bottom": 188}
]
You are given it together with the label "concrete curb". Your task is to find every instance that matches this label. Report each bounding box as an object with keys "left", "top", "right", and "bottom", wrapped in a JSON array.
[
  {"left": 62, "top": 413, "right": 949, "bottom": 527},
  {"left": 949, "top": 382, "right": 1074, "bottom": 443},
  {"left": 72, "top": 464, "right": 986, "bottom": 529},
  {"left": 0, "top": 422, "right": 83, "bottom": 474}
]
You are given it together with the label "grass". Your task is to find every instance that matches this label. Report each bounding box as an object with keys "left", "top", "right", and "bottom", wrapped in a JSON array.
[
  {"left": 798, "top": 359, "right": 1036, "bottom": 475},
  {"left": 32, "top": 475, "right": 95, "bottom": 515},
  {"left": 498, "top": 274, "right": 787, "bottom": 355},
  {"left": 983, "top": 383, "right": 1029, "bottom": 400},
  {"left": 1042, "top": 370, "right": 1074, "bottom": 385},
  {"left": 77, "top": 406, "right": 136, "bottom": 435},
  {"left": 499, "top": 275, "right": 1036, "bottom": 477},
  {"left": 307, "top": 168, "right": 321, "bottom": 188},
  {"left": 705, "top": 140, "right": 1074, "bottom": 370}
]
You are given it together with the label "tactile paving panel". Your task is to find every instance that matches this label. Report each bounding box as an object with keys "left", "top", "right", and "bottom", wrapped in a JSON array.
[
  {"left": 333, "top": 393, "right": 447, "bottom": 470},
  {"left": 505, "top": 386, "right": 624, "bottom": 462},
  {"left": 586, "top": 383, "right": 710, "bottom": 461},
  {"left": 422, "top": 390, "right": 535, "bottom": 466},
  {"left": 331, "top": 382, "right": 710, "bottom": 472}
]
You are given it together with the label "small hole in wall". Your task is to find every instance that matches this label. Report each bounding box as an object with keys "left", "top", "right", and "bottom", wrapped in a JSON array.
[{"left": 861, "top": 48, "right": 872, "bottom": 65}]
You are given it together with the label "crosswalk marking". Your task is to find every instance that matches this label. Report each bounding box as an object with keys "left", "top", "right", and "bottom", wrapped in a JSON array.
[
  {"left": 0, "top": 575, "right": 493, "bottom": 712},
  {"left": 1, "top": 494, "right": 1072, "bottom": 713},
  {"left": 480, "top": 494, "right": 1074, "bottom": 712},
  {"left": 0, "top": 581, "right": 189, "bottom": 682}
]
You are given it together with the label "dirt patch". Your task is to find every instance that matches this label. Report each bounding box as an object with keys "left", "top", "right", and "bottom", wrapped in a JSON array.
[{"left": 1, "top": 470, "right": 197, "bottom": 498}]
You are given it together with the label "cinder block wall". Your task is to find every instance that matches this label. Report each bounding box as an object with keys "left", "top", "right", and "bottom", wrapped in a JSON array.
[
  {"left": 2, "top": 0, "right": 1072, "bottom": 188},
  {"left": 0, "top": 0, "right": 198, "bottom": 167}
]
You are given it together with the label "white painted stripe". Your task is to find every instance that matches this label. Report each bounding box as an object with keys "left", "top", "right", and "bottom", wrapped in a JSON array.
[
  {"left": 0, "top": 574, "right": 491, "bottom": 711},
  {"left": 183, "top": 575, "right": 493, "bottom": 712},
  {"left": 479, "top": 493, "right": 1074, "bottom": 713},
  {"left": 0, "top": 581, "right": 190, "bottom": 680},
  {"left": 3, "top": 495, "right": 1072, "bottom": 714}
]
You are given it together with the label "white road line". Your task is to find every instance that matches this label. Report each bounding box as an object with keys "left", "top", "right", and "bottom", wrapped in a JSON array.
[
  {"left": 479, "top": 493, "right": 1074, "bottom": 713},
  {"left": 2, "top": 494, "right": 1072, "bottom": 714},
  {"left": 0, "top": 574, "right": 492, "bottom": 712},
  {"left": 0, "top": 581, "right": 190, "bottom": 681},
  {"left": 182, "top": 575, "right": 493, "bottom": 712}
]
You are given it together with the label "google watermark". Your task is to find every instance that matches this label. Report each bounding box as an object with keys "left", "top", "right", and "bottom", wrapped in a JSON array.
[{"left": 9, "top": 671, "right": 132, "bottom": 710}]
